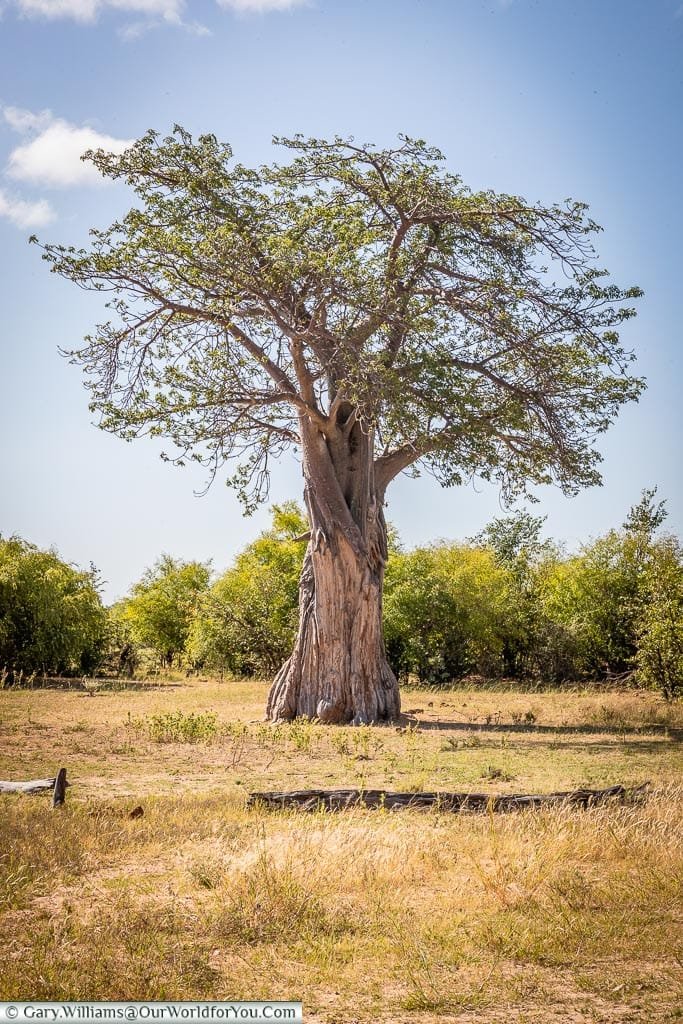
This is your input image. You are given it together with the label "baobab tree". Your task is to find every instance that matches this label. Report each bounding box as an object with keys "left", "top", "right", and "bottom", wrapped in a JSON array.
[{"left": 38, "top": 128, "right": 643, "bottom": 723}]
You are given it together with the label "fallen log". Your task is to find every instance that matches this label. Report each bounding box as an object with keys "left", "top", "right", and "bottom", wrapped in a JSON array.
[
  {"left": 0, "top": 768, "right": 69, "bottom": 806},
  {"left": 248, "top": 782, "right": 649, "bottom": 813},
  {"left": 0, "top": 778, "right": 57, "bottom": 794}
]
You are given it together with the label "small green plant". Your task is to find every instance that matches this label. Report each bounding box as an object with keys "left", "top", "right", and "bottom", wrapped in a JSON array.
[
  {"left": 223, "top": 721, "right": 248, "bottom": 740},
  {"left": 481, "top": 764, "right": 515, "bottom": 783},
  {"left": 129, "top": 710, "right": 219, "bottom": 743},
  {"left": 330, "top": 732, "right": 351, "bottom": 757},
  {"left": 441, "top": 733, "right": 481, "bottom": 751},
  {"left": 253, "top": 723, "right": 286, "bottom": 748},
  {"left": 287, "top": 718, "right": 314, "bottom": 752},
  {"left": 63, "top": 720, "right": 91, "bottom": 734},
  {"left": 351, "top": 725, "right": 384, "bottom": 760}
]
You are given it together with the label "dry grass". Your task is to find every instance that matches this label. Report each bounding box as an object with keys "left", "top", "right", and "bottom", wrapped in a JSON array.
[{"left": 1, "top": 678, "right": 682, "bottom": 1022}]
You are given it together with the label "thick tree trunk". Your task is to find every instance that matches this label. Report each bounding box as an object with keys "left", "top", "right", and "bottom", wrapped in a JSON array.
[{"left": 266, "top": 409, "right": 400, "bottom": 724}]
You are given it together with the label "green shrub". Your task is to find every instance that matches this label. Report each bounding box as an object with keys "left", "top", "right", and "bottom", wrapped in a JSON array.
[
  {"left": 636, "top": 536, "right": 683, "bottom": 699},
  {"left": 187, "top": 503, "right": 306, "bottom": 677},
  {"left": 0, "top": 536, "right": 107, "bottom": 676},
  {"left": 384, "top": 543, "right": 520, "bottom": 683},
  {"left": 119, "top": 556, "right": 211, "bottom": 668},
  {"left": 129, "top": 710, "right": 219, "bottom": 743}
]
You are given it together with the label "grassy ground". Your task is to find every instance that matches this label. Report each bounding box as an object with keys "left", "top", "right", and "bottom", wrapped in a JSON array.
[{"left": 0, "top": 678, "right": 681, "bottom": 1022}]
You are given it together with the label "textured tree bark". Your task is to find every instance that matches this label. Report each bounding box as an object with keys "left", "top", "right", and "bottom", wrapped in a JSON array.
[
  {"left": 248, "top": 783, "right": 649, "bottom": 812},
  {"left": 266, "top": 408, "right": 401, "bottom": 724}
]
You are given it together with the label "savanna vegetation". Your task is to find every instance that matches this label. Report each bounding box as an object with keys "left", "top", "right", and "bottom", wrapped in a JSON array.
[
  {"left": 2, "top": 493, "right": 681, "bottom": 1022},
  {"left": 1, "top": 677, "right": 681, "bottom": 1021},
  {"left": 4, "top": 83, "right": 678, "bottom": 1024},
  {"left": 40, "top": 129, "right": 645, "bottom": 723},
  {"left": 2, "top": 489, "right": 681, "bottom": 699},
  {"left": 0, "top": 536, "right": 107, "bottom": 679}
]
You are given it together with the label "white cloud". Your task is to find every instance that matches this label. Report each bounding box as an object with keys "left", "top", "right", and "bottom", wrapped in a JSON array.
[
  {"left": 218, "top": 0, "right": 307, "bottom": 10},
  {"left": 111, "top": 0, "right": 182, "bottom": 14},
  {"left": 4, "top": 110, "right": 133, "bottom": 188},
  {"left": 12, "top": 0, "right": 306, "bottom": 22},
  {"left": 118, "top": 10, "right": 210, "bottom": 37},
  {"left": 3, "top": 106, "right": 54, "bottom": 133},
  {"left": 0, "top": 188, "right": 55, "bottom": 228},
  {"left": 16, "top": 0, "right": 99, "bottom": 20},
  {"left": 14, "top": 0, "right": 184, "bottom": 21},
  {"left": 109, "top": 0, "right": 185, "bottom": 24}
]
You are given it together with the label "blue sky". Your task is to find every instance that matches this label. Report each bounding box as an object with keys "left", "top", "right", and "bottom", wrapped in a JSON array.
[{"left": 0, "top": 0, "right": 681, "bottom": 601}]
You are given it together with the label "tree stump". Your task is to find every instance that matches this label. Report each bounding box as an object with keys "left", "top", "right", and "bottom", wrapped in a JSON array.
[{"left": 52, "top": 767, "right": 68, "bottom": 808}]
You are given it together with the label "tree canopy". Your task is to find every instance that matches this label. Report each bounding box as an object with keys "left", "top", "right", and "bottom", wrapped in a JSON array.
[
  {"left": 188, "top": 502, "right": 307, "bottom": 677},
  {"left": 472, "top": 510, "right": 552, "bottom": 567},
  {"left": 39, "top": 128, "right": 643, "bottom": 511},
  {"left": 39, "top": 128, "right": 645, "bottom": 721},
  {"left": 0, "top": 536, "right": 106, "bottom": 676},
  {"left": 119, "top": 554, "right": 210, "bottom": 666}
]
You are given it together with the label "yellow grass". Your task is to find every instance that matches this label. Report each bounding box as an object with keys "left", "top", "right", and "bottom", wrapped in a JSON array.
[{"left": 1, "top": 678, "right": 682, "bottom": 1022}]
